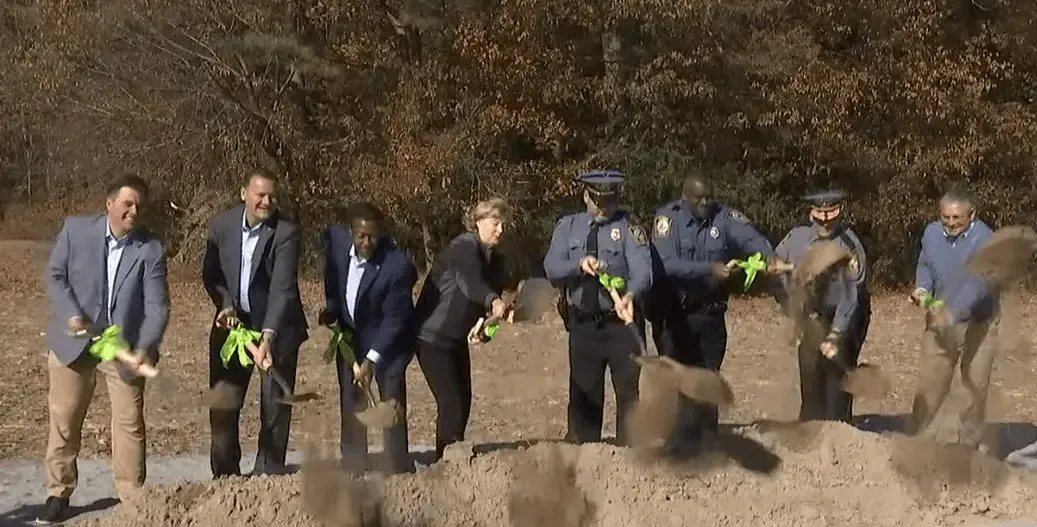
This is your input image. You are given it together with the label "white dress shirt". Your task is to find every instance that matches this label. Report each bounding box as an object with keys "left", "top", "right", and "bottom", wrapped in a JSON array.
[
  {"left": 346, "top": 245, "right": 381, "bottom": 364},
  {"left": 105, "top": 222, "right": 129, "bottom": 322}
]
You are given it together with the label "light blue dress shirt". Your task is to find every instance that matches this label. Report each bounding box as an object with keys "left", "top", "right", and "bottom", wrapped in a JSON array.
[
  {"left": 347, "top": 245, "right": 381, "bottom": 364},
  {"left": 239, "top": 212, "right": 264, "bottom": 314},
  {"left": 105, "top": 222, "right": 128, "bottom": 322}
]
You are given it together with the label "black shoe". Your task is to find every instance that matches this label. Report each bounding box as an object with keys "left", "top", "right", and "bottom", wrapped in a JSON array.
[{"left": 35, "top": 496, "right": 69, "bottom": 525}]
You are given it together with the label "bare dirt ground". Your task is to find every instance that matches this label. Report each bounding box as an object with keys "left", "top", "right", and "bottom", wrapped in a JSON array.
[{"left": 4, "top": 239, "right": 1037, "bottom": 526}]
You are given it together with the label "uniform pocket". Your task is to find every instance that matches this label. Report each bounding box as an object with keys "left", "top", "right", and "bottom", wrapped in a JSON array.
[
  {"left": 600, "top": 246, "right": 627, "bottom": 276},
  {"left": 567, "top": 238, "right": 584, "bottom": 259}
]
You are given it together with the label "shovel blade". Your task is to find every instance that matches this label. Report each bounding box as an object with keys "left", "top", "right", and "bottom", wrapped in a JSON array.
[
  {"left": 203, "top": 381, "right": 240, "bottom": 410},
  {"left": 353, "top": 383, "right": 400, "bottom": 428},
  {"left": 841, "top": 363, "right": 889, "bottom": 399},
  {"left": 265, "top": 366, "right": 320, "bottom": 405},
  {"left": 356, "top": 401, "right": 399, "bottom": 428},
  {"left": 509, "top": 278, "right": 557, "bottom": 322},
  {"left": 965, "top": 225, "right": 1037, "bottom": 288},
  {"left": 792, "top": 241, "right": 852, "bottom": 287},
  {"left": 633, "top": 355, "right": 734, "bottom": 409}
]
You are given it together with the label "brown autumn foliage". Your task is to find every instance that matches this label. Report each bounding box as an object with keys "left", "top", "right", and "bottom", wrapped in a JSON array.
[{"left": 0, "top": 0, "right": 1034, "bottom": 285}]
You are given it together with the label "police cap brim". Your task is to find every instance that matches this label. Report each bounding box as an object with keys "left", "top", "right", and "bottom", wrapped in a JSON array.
[
  {"left": 577, "top": 170, "right": 624, "bottom": 196},
  {"left": 804, "top": 190, "right": 844, "bottom": 207}
]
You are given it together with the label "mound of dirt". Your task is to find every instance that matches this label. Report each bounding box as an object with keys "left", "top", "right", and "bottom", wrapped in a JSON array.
[{"left": 77, "top": 422, "right": 1037, "bottom": 527}]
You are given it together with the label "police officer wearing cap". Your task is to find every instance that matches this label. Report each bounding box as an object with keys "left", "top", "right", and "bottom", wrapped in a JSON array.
[
  {"left": 651, "top": 171, "right": 786, "bottom": 448},
  {"left": 544, "top": 170, "right": 652, "bottom": 445},
  {"left": 771, "top": 189, "right": 871, "bottom": 423}
]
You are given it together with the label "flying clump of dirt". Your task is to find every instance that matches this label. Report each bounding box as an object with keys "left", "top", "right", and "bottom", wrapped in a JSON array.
[
  {"left": 507, "top": 444, "right": 595, "bottom": 527},
  {"left": 300, "top": 450, "right": 383, "bottom": 527}
]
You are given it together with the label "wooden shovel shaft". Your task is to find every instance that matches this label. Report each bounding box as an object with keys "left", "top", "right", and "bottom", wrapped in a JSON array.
[
  {"left": 606, "top": 287, "right": 634, "bottom": 325},
  {"left": 244, "top": 340, "right": 273, "bottom": 370},
  {"left": 245, "top": 341, "right": 300, "bottom": 400},
  {"left": 115, "top": 349, "right": 159, "bottom": 378}
]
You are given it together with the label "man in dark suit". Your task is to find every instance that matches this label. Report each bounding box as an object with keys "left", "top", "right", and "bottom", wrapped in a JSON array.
[
  {"left": 202, "top": 168, "right": 308, "bottom": 478},
  {"left": 37, "top": 174, "right": 169, "bottom": 524},
  {"left": 320, "top": 202, "right": 417, "bottom": 473}
]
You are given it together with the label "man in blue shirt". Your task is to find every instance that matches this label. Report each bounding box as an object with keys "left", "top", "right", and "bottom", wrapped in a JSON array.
[
  {"left": 544, "top": 170, "right": 653, "bottom": 445},
  {"left": 771, "top": 190, "right": 871, "bottom": 423},
  {"left": 650, "top": 171, "right": 789, "bottom": 447},
  {"left": 908, "top": 188, "right": 996, "bottom": 448}
]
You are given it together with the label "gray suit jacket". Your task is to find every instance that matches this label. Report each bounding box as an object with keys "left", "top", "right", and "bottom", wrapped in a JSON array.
[
  {"left": 202, "top": 205, "right": 308, "bottom": 351},
  {"left": 45, "top": 214, "right": 171, "bottom": 377}
]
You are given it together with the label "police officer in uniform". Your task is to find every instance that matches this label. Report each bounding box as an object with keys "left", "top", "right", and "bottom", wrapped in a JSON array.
[
  {"left": 651, "top": 172, "right": 786, "bottom": 446},
  {"left": 544, "top": 170, "right": 653, "bottom": 445},
  {"left": 772, "top": 190, "right": 871, "bottom": 423}
]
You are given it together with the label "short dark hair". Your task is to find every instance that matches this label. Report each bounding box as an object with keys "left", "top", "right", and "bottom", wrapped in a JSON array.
[
  {"left": 345, "top": 201, "right": 386, "bottom": 226},
  {"left": 681, "top": 168, "right": 713, "bottom": 198},
  {"left": 106, "top": 174, "right": 149, "bottom": 199},
  {"left": 243, "top": 168, "right": 278, "bottom": 188}
]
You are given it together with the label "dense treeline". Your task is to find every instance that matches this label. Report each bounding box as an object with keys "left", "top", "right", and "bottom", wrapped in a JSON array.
[{"left": 0, "top": 0, "right": 1034, "bottom": 286}]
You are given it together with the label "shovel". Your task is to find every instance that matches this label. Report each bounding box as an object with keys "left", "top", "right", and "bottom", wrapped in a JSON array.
[
  {"left": 68, "top": 322, "right": 159, "bottom": 378},
  {"left": 242, "top": 340, "right": 321, "bottom": 405},
  {"left": 596, "top": 273, "right": 651, "bottom": 356},
  {"left": 791, "top": 241, "right": 854, "bottom": 288},
  {"left": 355, "top": 381, "right": 398, "bottom": 429},
  {"left": 633, "top": 355, "right": 735, "bottom": 409},
  {"left": 799, "top": 315, "right": 888, "bottom": 400},
  {"left": 507, "top": 278, "right": 557, "bottom": 323},
  {"left": 201, "top": 340, "right": 315, "bottom": 408},
  {"left": 468, "top": 278, "right": 559, "bottom": 343},
  {"left": 965, "top": 225, "right": 1037, "bottom": 288}
]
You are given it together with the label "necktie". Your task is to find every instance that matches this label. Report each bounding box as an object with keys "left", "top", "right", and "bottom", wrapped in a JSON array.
[{"left": 581, "top": 223, "right": 602, "bottom": 313}]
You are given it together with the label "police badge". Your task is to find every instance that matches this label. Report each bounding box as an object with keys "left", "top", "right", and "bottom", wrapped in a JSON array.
[
  {"left": 610, "top": 228, "right": 621, "bottom": 241},
  {"left": 709, "top": 226, "right": 720, "bottom": 239}
]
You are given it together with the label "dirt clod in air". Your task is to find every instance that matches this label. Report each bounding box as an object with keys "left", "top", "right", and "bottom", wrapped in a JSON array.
[{"left": 507, "top": 444, "right": 595, "bottom": 527}]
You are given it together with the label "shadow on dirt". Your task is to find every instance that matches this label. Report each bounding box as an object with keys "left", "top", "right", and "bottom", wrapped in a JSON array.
[
  {"left": 854, "top": 413, "right": 1037, "bottom": 461},
  {"left": 0, "top": 497, "right": 119, "bottom": 527}
]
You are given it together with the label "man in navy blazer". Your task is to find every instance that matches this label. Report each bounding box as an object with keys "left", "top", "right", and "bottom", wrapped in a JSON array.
[{"left": 320, "top": 201, "right": 417, "bottom": 473}]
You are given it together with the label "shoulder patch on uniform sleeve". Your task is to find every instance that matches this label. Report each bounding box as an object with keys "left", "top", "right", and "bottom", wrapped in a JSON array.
[
  {"left": 729, "top": 209, "right": 750, "bottom": 224},
  {"left": 630, "top": 224, "right": 648, "bottom": 246},
  {"left": 653, "top": 215, "right": 671, "bottom": 237},
  {"left": 847, "top": 251, "right": 860, "bottom": 275}
]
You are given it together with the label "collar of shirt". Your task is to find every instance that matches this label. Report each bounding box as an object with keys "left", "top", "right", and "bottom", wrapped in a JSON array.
[
  {"left": 105, "top": 221, "right": 129, "bottom": 246},
  {"left": 942, "top": 221, "right": 974, "bottom": 241},
  {"left": 349, "top": 244, "right": 369, "bottom": 267},
  {"left": 585, "top": 210, "right": 620, "bottom": 226},
  {"left": 809, "top": 223, "right": 845, "bottom": 242},
  {"left": 678, "top": 201, "right": 715, "bottom": 224},
  {"left": 241, "top": 211, "right": 264, "bottom": 234}
]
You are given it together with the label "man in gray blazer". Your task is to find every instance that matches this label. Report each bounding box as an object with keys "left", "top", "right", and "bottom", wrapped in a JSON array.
[
  {"left": 37, "top": 174, "right": 170, "bottom": 525},
  {"left": 202, "top": 168, "right": 308, "bottom": 478}
]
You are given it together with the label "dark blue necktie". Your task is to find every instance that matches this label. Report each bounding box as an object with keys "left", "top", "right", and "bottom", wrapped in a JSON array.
[{"left": 581, "top": 223, "right": 602, "bottom": 313}]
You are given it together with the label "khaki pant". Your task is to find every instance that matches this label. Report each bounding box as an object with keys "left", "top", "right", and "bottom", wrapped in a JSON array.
[
  {"left": 910, "top": 315, "right": 998, "bottom": 448},
  {"left": 45, "top": 351, "right": 146, "bottom": 501}
]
